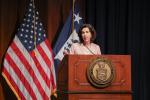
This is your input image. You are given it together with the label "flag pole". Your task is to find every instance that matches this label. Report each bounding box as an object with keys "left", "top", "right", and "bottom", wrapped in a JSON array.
[
  {"left": 33, "top": 0, "right": 36, "bottom": 50},
  {"left": 32, "top": 0, "right": 37, "bottom": 56},
  {"left": 72, "top": 0, "right": 75, "bottom": 33}
]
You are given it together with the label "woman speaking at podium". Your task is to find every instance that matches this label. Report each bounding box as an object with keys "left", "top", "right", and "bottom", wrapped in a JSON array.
[{"left": 65, "top": 24, "right": 101, "bottom": 55}]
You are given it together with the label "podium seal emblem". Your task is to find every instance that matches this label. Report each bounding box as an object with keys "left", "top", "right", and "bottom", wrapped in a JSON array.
[{"left": 87, "top": 57, "right": 115, "bottom": 88}]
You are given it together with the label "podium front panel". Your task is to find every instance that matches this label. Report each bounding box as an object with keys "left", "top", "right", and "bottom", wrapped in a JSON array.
[{"left": 57, "top": 55, "right": 132, "bottom": 100}]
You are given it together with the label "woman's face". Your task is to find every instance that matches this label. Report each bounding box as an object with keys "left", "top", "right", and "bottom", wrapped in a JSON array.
[{"left": 81, "top": 27, "right": 92, "bottom": 44}]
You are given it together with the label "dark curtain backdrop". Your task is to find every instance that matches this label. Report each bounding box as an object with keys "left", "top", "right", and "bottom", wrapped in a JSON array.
[{"left": 85, "top": 0, "right": 150, "bottom": 100}]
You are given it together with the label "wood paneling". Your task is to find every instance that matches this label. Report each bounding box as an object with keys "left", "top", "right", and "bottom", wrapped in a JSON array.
[{"left": 58, "top": 55, "right": 132, "bottom": 100}]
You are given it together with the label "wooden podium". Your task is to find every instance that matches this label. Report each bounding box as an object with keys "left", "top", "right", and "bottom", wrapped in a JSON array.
[{"left": 57, "top": 55, "right": 132, "bottom": 100}]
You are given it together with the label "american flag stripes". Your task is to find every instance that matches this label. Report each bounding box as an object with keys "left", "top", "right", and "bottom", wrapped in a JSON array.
[{"left": 2, "top": 0, "right": 56, "bottom": 99}]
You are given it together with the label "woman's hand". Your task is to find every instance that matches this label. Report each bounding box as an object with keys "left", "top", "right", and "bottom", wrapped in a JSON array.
[{"left": 63, "top": 50, "right": 69, "bottom": 55}]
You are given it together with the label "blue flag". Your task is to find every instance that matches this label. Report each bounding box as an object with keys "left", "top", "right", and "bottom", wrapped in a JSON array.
[{"left": 53, "top": 4, "right": 84, "bottom": 69}]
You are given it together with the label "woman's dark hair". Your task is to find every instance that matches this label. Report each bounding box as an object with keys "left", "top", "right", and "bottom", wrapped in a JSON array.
[{"left": 78, "top": 24, "right": 96, "bottom": 43}]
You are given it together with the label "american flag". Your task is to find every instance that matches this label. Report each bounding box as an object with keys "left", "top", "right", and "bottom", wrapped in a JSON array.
[{"left": 2, "top": 0, "right": 56, "bottom": 99}]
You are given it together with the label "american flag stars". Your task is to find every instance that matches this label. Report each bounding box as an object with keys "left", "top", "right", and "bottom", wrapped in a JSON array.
[{"left": 17, "top": 2, "right": 46, "bottom": 51}]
